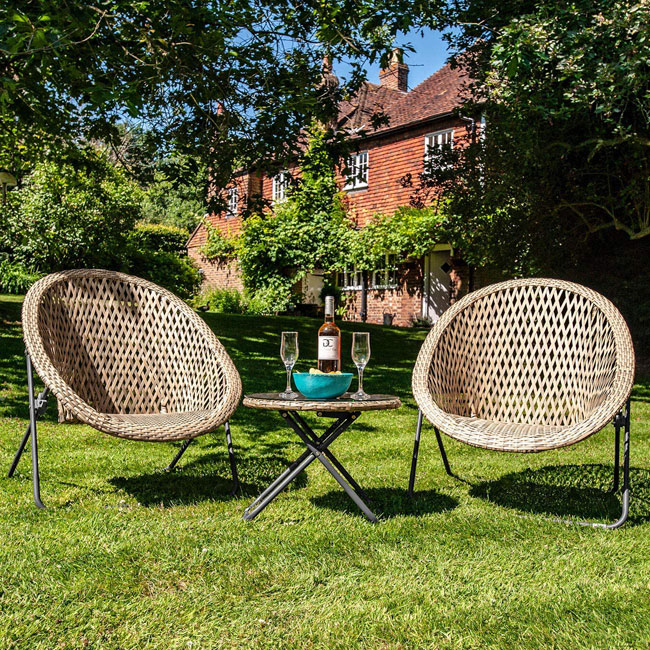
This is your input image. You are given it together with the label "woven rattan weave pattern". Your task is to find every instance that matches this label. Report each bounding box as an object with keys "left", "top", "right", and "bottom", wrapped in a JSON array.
[
  {"left": 412, "top": 278, "right": 635, "bottom": 452},
  {"left": 22, "top": 269, "right": 242, "bottom": 442}
]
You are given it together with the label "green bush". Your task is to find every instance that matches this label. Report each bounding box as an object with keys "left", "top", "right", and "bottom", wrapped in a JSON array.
[
  {"left": 0, "top": 258, "right": 43, "bottom": 294},
  {"left": 2, "top": 152, "right": 141, "bottom": 271},
  {"left": 246, "top": 284, "right": 295, "bottom": 315},
  {"left": 123, "top": 223, "right": 200, "bottom": 299},
  {"left": 201, "top": 223, "right": 240, "bottom": 260},
  {"left": 195, "top": 287, "right": 248, "bottom": 314},
  {"left": 128, "top": 223, "right": 189, "bottom": 254}
]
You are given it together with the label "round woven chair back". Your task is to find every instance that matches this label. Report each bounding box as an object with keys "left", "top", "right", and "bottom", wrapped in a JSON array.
[
  {"left": 412, "top": 278, "right": 635, "bottom": 452},
  {"left": 22, "top": 270, "right": 241, "bottom": 424}
]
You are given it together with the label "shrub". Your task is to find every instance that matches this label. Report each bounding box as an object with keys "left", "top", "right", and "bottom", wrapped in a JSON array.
[
  {"left": 246, "top": 284, "right": 295, "bottom": 315},
  {"left": 195, "top": 287, "right": 248, "bottom": 314},
  {"left": 122, "top": 223, "right": 201, "bottom": 299},
  {"left": 0, "top": 258, "right": 43, "bottom": 294},
  {"left": 3, "top": 152, "right": 141, "bottom": 271},
  {"left": 128, "top": 223, "right": 189, "bottom": 254},
  {"left": 201, "top": 223, "right": 240, "bottom": 260}
]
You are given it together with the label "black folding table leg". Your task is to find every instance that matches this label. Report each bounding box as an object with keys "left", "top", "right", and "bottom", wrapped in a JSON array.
[
  {"left": 243, "top": 415, "right": 356, "bottom": 521},
  {"left": 244, "top": 417, "right": 343, "bottom": 516},
  {"left": 291, "top": 412, "right": 372, "bottom": 504},
  {"left": 284, "top": 412, "right": 378, "bottom": 523},
  {"left": 25, "top": 353, "right": 45, "bottom": 509}
]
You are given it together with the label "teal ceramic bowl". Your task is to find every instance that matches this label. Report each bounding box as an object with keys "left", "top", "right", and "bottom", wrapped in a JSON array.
[{"left": 293, "top": 372, "right": 354, "bottom": 400}]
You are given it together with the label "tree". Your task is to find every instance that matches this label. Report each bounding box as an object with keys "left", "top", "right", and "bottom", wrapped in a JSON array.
[
  {"left": 233, "top": 122, "right": 350, "bottom": 312},
  {"left": 1, "top": 150, "right": 141, "bottom": 271},
  {"left": 1, "top": 1, "right": 445, "bottom": 189},
  {"left": 414, "top": 0, "right": 650, "bottom": 273}
]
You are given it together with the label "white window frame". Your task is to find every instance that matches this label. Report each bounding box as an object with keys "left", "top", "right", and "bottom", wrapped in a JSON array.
[
  {"left": 424, "top": 129, "right": 454, "bottom": 164},
  {"left": 226, "top": 185, "right": 239, "bottom": 218},
  {"left": 371, "top": 253, "right": 399, "bottom": 290},
  {"left": 344, "top": 151, "right": 369, "bottom": 191},
  {"left": 272, "top": 171, "right": 290, "bottom": 203},
  {"left": 337, "top": 267, "right": 363, "bottom": 291}
]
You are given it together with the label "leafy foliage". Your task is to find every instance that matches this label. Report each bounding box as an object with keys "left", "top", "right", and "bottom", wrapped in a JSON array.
[
  {"left": 425, "top": 0, "right": 650, "bottom": 276},
  {"left": 239, "top": 123, "right": 352, "bottom": 312},
  {"left": 124, "top": 224, "right": 201, "bottom": 300},
  {"left": 344, "top": 206, "right": 449, "bottom": 270},
  {"left": 0, "top": 258, "right": 42, "bottom": 294},
  {"left": 0, "top": 152, "right": 201, "bottom": 298},
  {"left": 1, "top": 0, "right": 445, "bottom": 186},
  {"left": 193, "top": 287, "right": 249, "bottom": 314},
  {"left": 1, "top": 151, "right": 141, "bottom": 271},
  {"left": 201, "top": 224, "right": 241, "bottom": 261},
  {"left": 127, "top": 223, "right": 189, "bottom": 255}
]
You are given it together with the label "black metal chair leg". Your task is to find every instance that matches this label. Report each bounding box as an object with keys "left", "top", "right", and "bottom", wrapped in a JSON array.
[
  {"left": 164, "top": 438, "right": 193, "bottom": 472},
  {"left": 26, "top": 353, "right": 45, "bottom": 509},
  {"left": 408, "top": 410, "right": 423, "bottom": 497},
  {"left": 434, "top": 427, "right": 453, "bottom": 477},
  {"left": 573, "top": 399, "right": 631, "bottom": 529},
  {"left": 611, "top": 415, "right": 622, "bottom": 493},
  {"left": 225, "top": 421, "right": 240, "bottom": 496}
]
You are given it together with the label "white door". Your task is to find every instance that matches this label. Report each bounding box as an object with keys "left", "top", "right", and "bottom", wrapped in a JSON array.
[{"left": 422, "top": 250, "right": 451, "bottom": 323}]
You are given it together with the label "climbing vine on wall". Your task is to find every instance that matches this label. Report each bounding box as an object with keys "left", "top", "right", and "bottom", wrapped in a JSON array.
[{"left": 202, "top": 123, "right": 454, "bottom": 313}]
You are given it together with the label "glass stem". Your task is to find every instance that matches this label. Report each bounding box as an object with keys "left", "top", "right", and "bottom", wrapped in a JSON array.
[
  {"left": 357, "top": 365, "right": 364, "bottom": 394},
  {"left": 285, "top": 365, "right": 292, "bottom": 393}
]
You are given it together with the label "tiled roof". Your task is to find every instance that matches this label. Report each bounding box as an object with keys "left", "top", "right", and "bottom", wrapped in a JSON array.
[{"left": 338, "top": 63, "right": 470, "bottom": 136}]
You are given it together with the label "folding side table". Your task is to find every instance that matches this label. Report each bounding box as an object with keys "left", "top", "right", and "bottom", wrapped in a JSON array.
[{"left": 242, "top": 393, "right": 401, "bottom": 522}]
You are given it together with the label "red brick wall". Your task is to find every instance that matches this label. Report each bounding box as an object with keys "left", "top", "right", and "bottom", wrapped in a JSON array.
[
  {"left": 340, "top": 118, "right": 468, "bottom": 226},
  {"left": 188, "top": 248, "right": 244, "bottom": 292},
  {"left": 340, "top": 261, "right": 423, "bottom": 327}
]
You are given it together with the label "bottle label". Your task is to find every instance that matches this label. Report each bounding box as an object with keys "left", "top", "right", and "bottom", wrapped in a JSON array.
[{"left": 318, "top": 335, "right": 339, "bottom": 360}]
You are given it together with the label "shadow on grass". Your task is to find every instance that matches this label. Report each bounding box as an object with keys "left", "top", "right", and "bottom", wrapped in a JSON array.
[
  {"left": 110, "top": 450, "right": 307, "bottom": 506},
  {"left": 469, "top": 464, "right": 650, "bottom": 525},
  {"left": 312, "top": 487, "right": 458, "bottom": 520}
]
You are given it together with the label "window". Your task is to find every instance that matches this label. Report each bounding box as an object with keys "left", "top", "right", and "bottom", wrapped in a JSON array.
[
  {"left": 226, "top": 186, "right": 238, "bottom": 218},
  {"left": 336, "top": 255, "right": 399, "bottom": 291},
  {"left": 345, "top": 151, "right": 369, "bottom": 190},
  {"left": 371, "top": 254, "right": 398, "bottom": 289},
  {"left": 272, "top": 171, "right": 290, "bottom": 203},
  {"left": 424, "top": 129, "right": 454, "bottom": 163},
  {"left": 336, "top": 267, "right": 363, "bottom": 291}
]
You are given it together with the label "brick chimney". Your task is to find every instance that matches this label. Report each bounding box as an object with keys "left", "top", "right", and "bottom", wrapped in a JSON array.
[{"left": 379, "top": 49, "right": 408, "bottom": 92}]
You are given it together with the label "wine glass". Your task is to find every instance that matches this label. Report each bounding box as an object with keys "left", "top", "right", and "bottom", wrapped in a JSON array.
[
  {"left": 351, "top": 332, "right": 370, "bottom": 400},
  {"left": 279, "top": 331, "right": 299, "bottom": 399}
]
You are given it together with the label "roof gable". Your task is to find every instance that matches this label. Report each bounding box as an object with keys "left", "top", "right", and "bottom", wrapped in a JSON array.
[{"left": 338, "top": 63, "right": 471, "bottom": 137}]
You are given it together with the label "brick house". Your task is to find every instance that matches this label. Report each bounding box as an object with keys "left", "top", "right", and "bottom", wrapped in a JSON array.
[{"left": 187, "top": 54, "right": 490, "bottom": 326}]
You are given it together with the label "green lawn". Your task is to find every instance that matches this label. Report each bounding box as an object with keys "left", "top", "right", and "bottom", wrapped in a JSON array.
[{"left": 1, "top": 294, "right": 650, "bottom": 649}]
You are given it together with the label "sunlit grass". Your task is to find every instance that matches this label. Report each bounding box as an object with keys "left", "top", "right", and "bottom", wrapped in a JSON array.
[{"left": 1, "top": 295, "right": 649, "bottom": 648}]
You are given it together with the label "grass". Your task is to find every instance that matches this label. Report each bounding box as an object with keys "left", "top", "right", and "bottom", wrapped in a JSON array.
[{"left": 1, "top": 293, "right": 650, "bottom": 649}]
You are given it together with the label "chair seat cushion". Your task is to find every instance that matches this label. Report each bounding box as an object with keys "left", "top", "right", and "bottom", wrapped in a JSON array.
[
  {"left": 444, "top": 414, "right": 569, "bottom": 453},
  {"left": 93, "top": 410, "right": 222, "bottom": 442}
]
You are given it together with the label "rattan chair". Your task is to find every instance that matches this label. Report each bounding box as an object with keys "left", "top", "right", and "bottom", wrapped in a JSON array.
[
  {"left": 8, "top": 269, "right": 242, "bottom": 508},
  {"left": 409, "top": 278, "right": 635, "bottom": 528}
]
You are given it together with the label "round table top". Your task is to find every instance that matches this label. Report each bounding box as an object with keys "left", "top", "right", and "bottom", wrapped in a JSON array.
[{"left": 243, "top": 392, "right": 402, "bottom": 412}]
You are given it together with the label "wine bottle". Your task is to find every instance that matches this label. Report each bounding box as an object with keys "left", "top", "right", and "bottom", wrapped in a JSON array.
[{"left": 318, "top": 296, "right": 341, "bottom": 372}]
